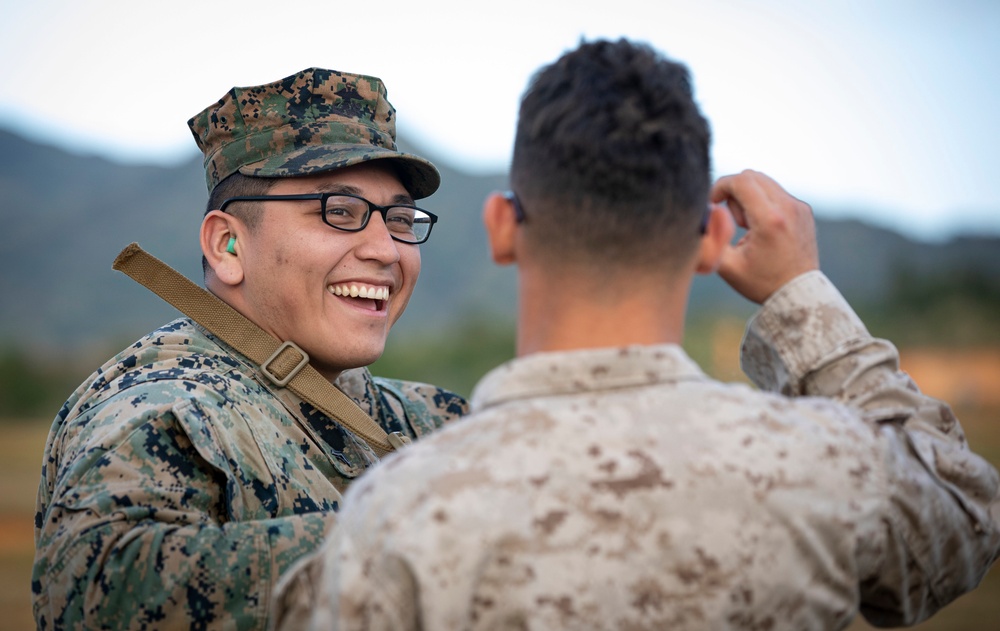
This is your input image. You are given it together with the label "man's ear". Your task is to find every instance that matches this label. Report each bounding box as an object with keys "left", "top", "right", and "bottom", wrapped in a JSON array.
[
  {"left": 201, "top": 210, "right": 245, "bottom": 286},
  {"left": 694, "top": 204, "right": 736, "bottom": 275},
  {"left": 482, "top": 193, "right": 519, "bottom": 266}
]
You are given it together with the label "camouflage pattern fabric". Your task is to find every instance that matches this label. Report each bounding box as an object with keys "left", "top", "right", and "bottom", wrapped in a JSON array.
[
  {"left": 188, "top": 67, "right": 440, "bottom": 199},
  {"left": 32, "top": 317, "right": 468, "bottom": 630},
  {"left": 272, "top": 272, "right": 1000, "bottom": 631}
]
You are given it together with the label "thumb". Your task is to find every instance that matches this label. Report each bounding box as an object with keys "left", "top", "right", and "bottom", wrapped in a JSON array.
[
  {"left": 717, "top": 241, "right": 767, "bottom": 304},
  {"left": 717, "top": 242, "right": 746, "bottom": 286}
]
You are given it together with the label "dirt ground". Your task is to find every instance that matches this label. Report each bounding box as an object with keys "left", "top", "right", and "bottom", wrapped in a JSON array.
[{"left": 0, "top": 422, "right": 47, "bottom": 631}]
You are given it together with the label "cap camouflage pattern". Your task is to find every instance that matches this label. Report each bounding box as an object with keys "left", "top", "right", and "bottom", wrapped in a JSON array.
[{"left": 188, "top": 67, "right": 440, "bottom": 198}]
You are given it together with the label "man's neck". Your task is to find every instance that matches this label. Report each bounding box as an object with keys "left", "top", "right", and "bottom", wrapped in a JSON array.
[{"left": 515, "top": 266, "right": 692, "bottom": 357}]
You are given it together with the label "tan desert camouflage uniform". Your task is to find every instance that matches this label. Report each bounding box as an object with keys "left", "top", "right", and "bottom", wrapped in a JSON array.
[
  {"left": 32, "top": 317, "right": 467, "bottom": 630},
  {"left": 273, "top": 272, "right": 1000, "bottom": 631}
]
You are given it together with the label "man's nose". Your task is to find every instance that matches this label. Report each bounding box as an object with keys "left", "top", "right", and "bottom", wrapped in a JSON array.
[{"left": 355, "top": 211, "right": 402, "bottom": 263}]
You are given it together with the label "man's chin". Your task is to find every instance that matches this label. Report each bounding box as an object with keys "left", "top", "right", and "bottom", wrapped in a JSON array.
[{"left": 312, "top": 347, "right": 387, "bottom": 380}]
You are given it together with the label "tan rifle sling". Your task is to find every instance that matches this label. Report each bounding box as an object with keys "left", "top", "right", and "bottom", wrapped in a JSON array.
[{"left": 113, "top": 243, "right": 410, "bottom": 458}]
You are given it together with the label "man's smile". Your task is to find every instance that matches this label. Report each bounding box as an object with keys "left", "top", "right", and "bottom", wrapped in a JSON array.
[
  {"left": 328, "top": 283, "right": 390, "bottom": 311},
  {"left": 328, "top": 283, "right": 390, "bottom": 300}
]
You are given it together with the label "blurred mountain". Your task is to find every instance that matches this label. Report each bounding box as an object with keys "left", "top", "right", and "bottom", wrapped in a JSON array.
[{"left": 1, "top": 127, "right": 998, "bottom": 360}]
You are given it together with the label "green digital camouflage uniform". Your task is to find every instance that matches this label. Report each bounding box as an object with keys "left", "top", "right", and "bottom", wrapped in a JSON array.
[
  {"left": 273, "top": 272, "right": 1000, "bottom": 631},
  {"left": 33, "top": 67, "right": 468, "bottom": 630},
  {"left": 33, "top": 317, "right": 467, "bottom": 629}
]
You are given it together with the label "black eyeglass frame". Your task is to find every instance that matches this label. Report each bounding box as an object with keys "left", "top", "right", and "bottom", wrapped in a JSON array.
[
  {"left": 503, "top": 191, "right": 527, "bottom": 224},
  {"left": 219, "top": 193, "right": 439, "bottom": 244},
  {"left": 503, "top": 190, "right": 710, "bottom": 235}
]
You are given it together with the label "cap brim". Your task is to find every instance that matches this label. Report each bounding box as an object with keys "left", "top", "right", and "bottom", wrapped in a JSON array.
[{"left": 239, "top": 144, "right": 441, "bottom": 199}]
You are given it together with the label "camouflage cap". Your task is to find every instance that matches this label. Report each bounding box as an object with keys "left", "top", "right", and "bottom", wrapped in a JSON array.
[{"left": 188, "top": 68, "right": 440, "bottom": 199}]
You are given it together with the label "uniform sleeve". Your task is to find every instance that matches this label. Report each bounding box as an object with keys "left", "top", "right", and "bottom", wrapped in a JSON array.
[
  {"left": 741, "top": 270, "right": 1000, "bottom": 625},
  {"left": 32, "top": 393, "right": 335, "bottom": 631}
]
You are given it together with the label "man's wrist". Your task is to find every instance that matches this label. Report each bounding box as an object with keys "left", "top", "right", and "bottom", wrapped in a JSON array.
[{"left": 741, "top": 271, "right": 869, "bottom": 393}]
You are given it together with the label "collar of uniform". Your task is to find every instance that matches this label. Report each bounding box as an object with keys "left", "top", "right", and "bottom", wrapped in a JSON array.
[
  {"left": 470, "top": 344, "right": 707, "bottom": 411},
  {"left": 264, "top": 367, "right": 387, "bottom": 476}
]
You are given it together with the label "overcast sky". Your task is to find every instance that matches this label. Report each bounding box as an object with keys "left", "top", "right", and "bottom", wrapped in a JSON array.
[{"left": 1, "top": 0, "right": 997, "bottom": 242}]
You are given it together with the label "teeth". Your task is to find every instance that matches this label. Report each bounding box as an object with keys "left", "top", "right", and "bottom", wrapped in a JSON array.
[{"left": 329, "top": 284, "right": 389, "bottom": 300}]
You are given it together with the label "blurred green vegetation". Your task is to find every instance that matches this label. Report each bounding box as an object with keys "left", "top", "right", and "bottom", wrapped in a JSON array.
[
  {"left": 0, "top": 314, "right": 727, "bottom": 421},
  {"left": 371, "top": 316, "right": 517, "bottom": 399},
  {"left": 861, "top": 267, "right": 1000, "bottom": 347},
  {"left": 0, "top": 349, "right": 82, "bottom": 423}
]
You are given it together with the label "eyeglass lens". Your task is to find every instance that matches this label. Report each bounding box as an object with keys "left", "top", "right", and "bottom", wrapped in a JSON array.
[{"left": 323, "top": 194, "right": 433, "bottom": 243}]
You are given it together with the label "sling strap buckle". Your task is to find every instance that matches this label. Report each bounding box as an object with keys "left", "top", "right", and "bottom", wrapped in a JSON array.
[{"left": 261, "top": 341, "right": 310, "bottom": 388}]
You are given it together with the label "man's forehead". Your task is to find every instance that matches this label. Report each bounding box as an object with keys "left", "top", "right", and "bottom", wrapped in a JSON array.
[{"left": 271, "top": 162, "right": 412, "bottom": 199}]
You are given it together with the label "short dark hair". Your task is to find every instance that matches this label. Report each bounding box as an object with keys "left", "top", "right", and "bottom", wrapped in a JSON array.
[
  {"left": 510, "top": 39, "right": 712, "bottom": 270},
  {"left": 202, "top": 172, "right": 277, "bottom": 276},
  {"left": 206, "top": 172, "right": 277, "bottom": 227}
]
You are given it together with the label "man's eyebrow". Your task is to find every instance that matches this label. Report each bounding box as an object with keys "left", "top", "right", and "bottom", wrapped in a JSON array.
[
  {"left": 315, "top": 183, "right": 415, "bottom": 205},
  {"left": 316, "top": 183, "right": 359, "bottom": 195}
]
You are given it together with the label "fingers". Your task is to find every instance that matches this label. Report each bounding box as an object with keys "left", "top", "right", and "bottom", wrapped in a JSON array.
[
  {"left": 709, "top": 170, "right": 819, "bottom": 304},
  {"left": 711, "top": 169, "right": 802, "bottom": 229}
]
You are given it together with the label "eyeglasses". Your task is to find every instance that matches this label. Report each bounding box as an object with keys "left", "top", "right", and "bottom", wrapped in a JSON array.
[
  {"left": 220, "top": 193, "right": 438, "bottom": 244},
  {"left": 503, "top": 191, "right": 527, "bottom": 223},
  {"left": 503, "top": 190, "right": 709, "bottom": 234}
]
